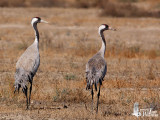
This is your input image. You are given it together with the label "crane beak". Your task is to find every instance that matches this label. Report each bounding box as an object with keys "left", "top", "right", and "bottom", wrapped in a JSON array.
[
  {"left": 40, "top": 20, "right": 48, "bottom": 24},
  {"left": 108, "top": 26, "right": 116, "bottom": 31}
]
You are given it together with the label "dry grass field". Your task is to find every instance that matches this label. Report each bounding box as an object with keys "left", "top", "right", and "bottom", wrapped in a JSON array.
[{"left": 0, "top": 7, "right": 160, "bottom": 119}]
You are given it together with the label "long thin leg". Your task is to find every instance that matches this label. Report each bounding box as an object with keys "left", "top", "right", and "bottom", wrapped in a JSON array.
[
  {"left": 29, "top": 81, "right": 32, "bottom": 105},
  {"left": 96, "top": 84, "right": 101, "bottom": 113},
  {"left": 91, "top": 85, "right": 94, "bottom": 113},
  {"left": 23, "top": 87, "right": 28, "bottom": 110}
]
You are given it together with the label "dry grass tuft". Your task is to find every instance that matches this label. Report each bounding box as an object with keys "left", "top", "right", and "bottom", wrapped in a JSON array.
[{"left": 99, "top": 0, "right": 160, "bottom": 17}]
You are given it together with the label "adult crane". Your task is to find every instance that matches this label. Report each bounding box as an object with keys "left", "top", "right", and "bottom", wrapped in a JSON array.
[
  {"left": 86, "top": 24, "right": 116, "bottom": 113},
  {"left": 14, "top": 17, "right": 48, "bottom": 109}
]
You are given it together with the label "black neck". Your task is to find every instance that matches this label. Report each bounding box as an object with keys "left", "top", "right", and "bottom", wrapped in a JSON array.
[
  {"left": 33, "top": 23, "right": 39, "bottom": 42},
  {"left": 100, "top": 30, "right": 106, "bottom": 47},
  {"left": 98, "top": 30, "right": 106, "bottom": 57}
]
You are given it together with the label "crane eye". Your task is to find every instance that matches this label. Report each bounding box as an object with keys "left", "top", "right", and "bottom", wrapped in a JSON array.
[{"left": 105, "top": 25, "right": 109, "bottom": 29}]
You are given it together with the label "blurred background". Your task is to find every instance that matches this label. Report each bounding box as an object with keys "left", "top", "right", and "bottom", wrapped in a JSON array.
[{"left": 0, "top": 0, "right": 160, "bottom": 17}]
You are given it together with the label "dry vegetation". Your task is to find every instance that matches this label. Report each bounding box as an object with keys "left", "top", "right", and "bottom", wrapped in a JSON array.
[
  {"left": 0, "top": 6, "right": 160, "bottom": 120},
  {"left": 1, "top": 0, "right": 160, "bottom": 18},
  {"left": 99, "top": 0, "right": 160, "bottom": 17}
]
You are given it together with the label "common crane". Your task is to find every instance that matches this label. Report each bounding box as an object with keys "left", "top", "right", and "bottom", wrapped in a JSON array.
[
  {"left": 86, "top": 24, "right": 116, "bottom": 113},
  {"left": 14, "top": 17, "right": 48, "bottom": 109}
]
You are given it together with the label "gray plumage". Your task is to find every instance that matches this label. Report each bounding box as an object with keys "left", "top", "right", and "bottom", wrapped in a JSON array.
[
  {"left": 14, "top": 17, "right": 48, "bottom": 109},
  {"left": 86, "top": 24, "right": 115, "bottom": 113},
  {"left": 86, "top": 52, "right": 107, "bottom": 91}
]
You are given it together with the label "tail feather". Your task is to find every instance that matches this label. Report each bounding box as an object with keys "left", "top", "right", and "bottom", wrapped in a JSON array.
[
  {"left": 86, "top": 82, "right": 90, "bottom": 90},
  {"left": 86, "top": 67, "right": 99, "bottom": 90},
  {"left": 14, "top": 83, "right": 21, "bottom": 94},
  {"left": 14, "top": 68, "right": 33, "bottom": 93}
]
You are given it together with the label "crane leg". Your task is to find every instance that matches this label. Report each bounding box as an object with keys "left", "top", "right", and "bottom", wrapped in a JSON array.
[
  {"left": 29, "top": 81, "right": 32, "bottom": 105},
  {"left": 91, "top": 85, "right": 94, "bottom": 113},
  {"left": 96, "top": 84, "right": 101, "bottom": 113},
  {"left": 23, "top": 87, "right": 28, "bottom": 110}
]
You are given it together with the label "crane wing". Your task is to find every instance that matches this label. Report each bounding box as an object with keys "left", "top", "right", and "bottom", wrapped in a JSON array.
[
  {"left": 16, "top": 44, "right": 40, "bottom": 75},
  {"left": 86, "top": 56, "right": 107, "bottom": 90}
]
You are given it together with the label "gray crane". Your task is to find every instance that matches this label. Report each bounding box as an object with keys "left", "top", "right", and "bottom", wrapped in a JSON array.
[
  {"left": 14, "top": 17, "right": 48, "bottom": 109},
  {"left": 86, "top": 24, "right": 116, "bottom": 113}
]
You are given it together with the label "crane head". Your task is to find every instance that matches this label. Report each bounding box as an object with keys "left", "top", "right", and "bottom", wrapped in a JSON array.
[
  {"left": 99, "top": 24, "right": 116, "bottom": 32},
  {"left": 31, "top": 17, "right": 48, "bottom": 26}
]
